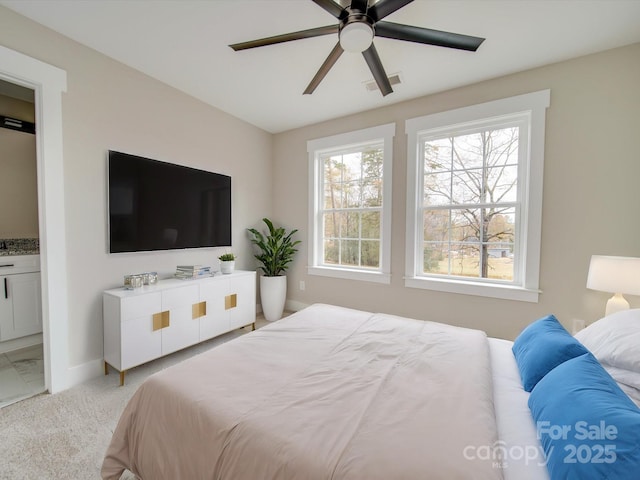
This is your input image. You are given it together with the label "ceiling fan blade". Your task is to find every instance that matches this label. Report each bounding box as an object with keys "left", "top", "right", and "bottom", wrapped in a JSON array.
[
  {"left": 362, "top": 43, "right": 393, "bottom": 96},
  {"left": 350, "top": 0, "right": 369, "bottom": 13},
  {"left": 304, "top": 42, "right": 344, "bottom": 94},
  {"left": 375, "top": 22, "right": 485, "bottom": 51},
  {"left": 229, "top": 25, "right": 338, "bottom": 51},
  {"left": 311, "top": 0, "right": 346, "bottom": 19},
  {"left": 368, "top": 0, "right": 413, "bottom": 22}
]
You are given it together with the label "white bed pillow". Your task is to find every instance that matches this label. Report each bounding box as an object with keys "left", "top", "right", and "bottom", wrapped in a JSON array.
[
  {"left": 605, "top": 365, "right": 640, "bottom": 408},
  {"left": 603, "top": 364, "right": 640, "bottom": 390},
  {"left": 574, "top": 308, "right": 640, "bottom": 372}
]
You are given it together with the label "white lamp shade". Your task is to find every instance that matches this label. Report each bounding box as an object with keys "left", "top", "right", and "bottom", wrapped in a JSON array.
[
  {"left": 587, "top": 255, "right": 640, "bottom": 296},
  {"left": 339, "top": 22, "right": 374, "bottom": 53}
]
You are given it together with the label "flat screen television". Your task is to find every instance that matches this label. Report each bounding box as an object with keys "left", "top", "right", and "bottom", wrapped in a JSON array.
[{"left": 108, "top": 150, "right": 231, "bottom": 253}]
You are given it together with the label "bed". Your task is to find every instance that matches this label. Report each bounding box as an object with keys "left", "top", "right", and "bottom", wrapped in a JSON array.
[{"left": 101, "top": 304, "right": 640, "bottom": 480}]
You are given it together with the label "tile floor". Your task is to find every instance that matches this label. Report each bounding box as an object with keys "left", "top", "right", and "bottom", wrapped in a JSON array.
[{"left": 0, "top": 344, "right": 45, "bottom": 409}]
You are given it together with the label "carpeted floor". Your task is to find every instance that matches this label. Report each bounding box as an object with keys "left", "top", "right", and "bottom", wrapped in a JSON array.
[{"left": 0, "top": 320, "right": 265, "bottom": 480}]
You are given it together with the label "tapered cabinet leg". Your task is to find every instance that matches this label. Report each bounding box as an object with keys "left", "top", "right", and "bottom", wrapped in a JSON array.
[
  {"left": 119, "top": 370, "right": 125, "bottom": 386},
  {"left": 252, "top": 322, "right": 256, "bottom": 331},
  {"left": 104, "top": 361, "right": 109, "bottom": 376}
]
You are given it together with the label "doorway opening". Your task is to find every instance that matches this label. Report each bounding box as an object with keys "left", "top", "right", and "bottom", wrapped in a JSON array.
[
  {"left": 0, "top": 44, "right": 69, "bottom": 396},
  {"left": 0, "top": 80, "right": 45, "bottom": 407}
]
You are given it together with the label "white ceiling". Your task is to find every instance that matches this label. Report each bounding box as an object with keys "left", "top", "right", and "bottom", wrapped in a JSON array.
[{"left": 2, "top": 0, "right": 640, "bottom": 133}]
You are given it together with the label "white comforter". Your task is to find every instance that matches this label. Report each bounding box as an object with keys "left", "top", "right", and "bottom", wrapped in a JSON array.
[{"left": 103, "top": 304, "right": 505, "bottom": 480}]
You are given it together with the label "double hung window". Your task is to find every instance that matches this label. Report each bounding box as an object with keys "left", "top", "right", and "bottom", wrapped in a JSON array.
[
  {"left": 405, "top": 91, "right": 550, "bottom": 301},
  {"left": 307, "top": 124, "right": 395, "bottom": 284}
]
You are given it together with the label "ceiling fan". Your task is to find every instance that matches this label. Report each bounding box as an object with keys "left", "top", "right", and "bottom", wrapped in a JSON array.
[{"left": 229, "top": 0, "right": 485, "bottom": 96}]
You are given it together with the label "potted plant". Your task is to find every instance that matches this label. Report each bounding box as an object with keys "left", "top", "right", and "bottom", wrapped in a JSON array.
[
  {"left": 248, "top": 218, "right": 301, "bottom": 321},
  {"left": 218, "top": 252, "right": 236, "bottom": 274}
]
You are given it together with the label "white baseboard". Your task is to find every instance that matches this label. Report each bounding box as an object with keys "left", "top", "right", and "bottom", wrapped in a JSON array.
[
  {"left": 257, "top": 300, "right": 308, "bottom": 316},
  {"left": 285, "top": 300, "right": 309, "bottom": 312},
  {"left": 0, "top": 333, "right": 42, "bottom": 354},
  {"left": 66, "top": 358, "right": 104, "bottom": 389}
]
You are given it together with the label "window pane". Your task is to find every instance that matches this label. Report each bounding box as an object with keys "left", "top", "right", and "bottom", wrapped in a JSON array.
[
  {"left": 324, "top": 181, "right": 343, "bottom": 209},
  {"left": 440, "top": 209, "right": 518, "bottom": 280},
  {"left": 423, "top": 210, "right": 449, "bottom": 242},
  {"left": 452, "top": 242, "right": 481, "bottom": 278},
  {"left": 343, "top": 152, "right": 362, "bottom": 177},
  {"left": 323, "top": 159, "right": 344, "bottom": 209},
  {"left": 323, "top": 239, "right": 339, "bottom": 265},
  {"left": 344, "top": 212, "right": 359, "bottom": 238},
  {"left": 486, "top": 246, "right": 514, "bottom": 280},
  {"left": 451, "top": 209, "right": 480, "bottom": 243},
  {"left": 485, "top": 127, "right": 518, "bottom": 169},
  {"left": 323, "top": 212, "right": 342, "bottom": 238},
  {"left": 424, "top": 171, "right": 451, "bottom": 206},
  {"left": 361, "top": 211, "right": 380, "bottom": 239},
  {"left": 452, "top": 133, "right": 484, "bottom": 169},
  {"left": 452, "top": 168, "right": 482, "bottom": 204},
  {"left": 362, "top": 148, "right": 384, "bottom": 181},
  {"left": 423, "top": 242, "right": 447, "bottom": 275},
  {"left": 483, "top": 199, "right": 516, "bottom": 281},
  {"left": 485, "top": 208, "right": 515, "bottom": 245},
  {"left": 362, "top": 178, "right": 382, "bottom": 207},
  {"left": 326, "top": 156, "right": 346, "bottom": 180},
  {"left": 361, "top": 240, "right": 380, "bottom": 268},
  {"left": 424, "top": 138, "right": 451, "bottom": 172},
  {"left": 341, "top": 240, "right": 359, "bottom": 266},
  {"left": 343, "top": 180, "right": 361, "bottom": 208},
  {"left": 486, "top": 165, "right": 518, "bottom": 203}
]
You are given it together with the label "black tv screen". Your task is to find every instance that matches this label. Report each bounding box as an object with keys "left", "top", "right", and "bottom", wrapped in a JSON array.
[{"left": 108, "top": 150, "right": 231, "bottom": 253}]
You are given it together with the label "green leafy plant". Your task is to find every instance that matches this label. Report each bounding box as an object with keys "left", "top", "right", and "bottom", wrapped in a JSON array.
[
  {"left": 218, "top": 252, "right": 236, "bottom": 261},
  {"left": 248, "top": 218, "right": 301, "bottom": 277}
]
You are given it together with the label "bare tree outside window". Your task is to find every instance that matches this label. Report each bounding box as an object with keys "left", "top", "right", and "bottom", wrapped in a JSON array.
[{"left": 422, "top": 127, "right": 518, "bottom": 281}]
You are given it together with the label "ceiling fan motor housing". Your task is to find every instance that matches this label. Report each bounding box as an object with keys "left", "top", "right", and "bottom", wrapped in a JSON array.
[{"left": 339, "top": 11, "right": 375, "bottom": 52}]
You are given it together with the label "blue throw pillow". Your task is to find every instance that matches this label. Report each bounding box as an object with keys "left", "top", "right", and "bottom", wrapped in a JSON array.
[
  {"left": 528, "top": 353, "right": 640, "bottom": 480},
  {"left": 512, "top": 314, "right": 589, "bottom": 392}
]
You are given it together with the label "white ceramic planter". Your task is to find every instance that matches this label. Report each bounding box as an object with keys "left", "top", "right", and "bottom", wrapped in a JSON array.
[
  {"left": 260, "top": 275, "right": 287, "bottom": 321},
  {"left": 220, "top": 260, "right": 235, "bottom": 274}
]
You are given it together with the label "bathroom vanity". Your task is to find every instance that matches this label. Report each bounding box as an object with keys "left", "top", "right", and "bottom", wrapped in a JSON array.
[{"left": 0, "top": 255, "right": 42, "bottom": 341}]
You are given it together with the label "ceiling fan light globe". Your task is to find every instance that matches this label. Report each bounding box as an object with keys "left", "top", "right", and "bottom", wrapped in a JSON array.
[{"left": 339, "top": 22, "right": 374, "bottom": 53}]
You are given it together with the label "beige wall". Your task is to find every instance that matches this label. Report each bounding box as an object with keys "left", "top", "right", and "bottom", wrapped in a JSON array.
[
  {"left": 0, "top": 94, "right": 38, "bottom": 238},
  {"left": 0, "top": 6, "right": 273, "bottom": 367},
  {"left": 273, "top": 42, "right": 640, "bottom": 340}
]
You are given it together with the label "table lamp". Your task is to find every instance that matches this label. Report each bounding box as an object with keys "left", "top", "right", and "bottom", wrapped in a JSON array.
[{"left": 587, "top": 255, "right": 640, "bottom": 316}]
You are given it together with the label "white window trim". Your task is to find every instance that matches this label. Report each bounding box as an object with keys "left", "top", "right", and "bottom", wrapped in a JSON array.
[
  {"left": 307, "top": 123, "right": 395, "bottom": 284},
  {"left": 405, "top": 90, "right": 550, "bottom": 302}
]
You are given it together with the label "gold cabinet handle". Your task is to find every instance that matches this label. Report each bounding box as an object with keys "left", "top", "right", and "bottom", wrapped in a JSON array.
[
  {"left": 225, "top": 293, "right": 237, "bottom": 310},
  {"left": 192, "top": 301, "right": 207, "bottom": 319},
  {"left": 153, "top": 311, "right": 170, "bottom": 331}
]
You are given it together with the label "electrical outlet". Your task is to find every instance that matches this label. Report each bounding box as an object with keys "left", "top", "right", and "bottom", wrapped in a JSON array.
[{"left": 299, "top": 280, "right": 305, "bottom": 291}]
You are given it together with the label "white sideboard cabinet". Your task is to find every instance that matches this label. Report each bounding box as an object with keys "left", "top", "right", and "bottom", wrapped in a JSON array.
[{"left": 103, "top": 270, "right": 256, "bottom": 385}]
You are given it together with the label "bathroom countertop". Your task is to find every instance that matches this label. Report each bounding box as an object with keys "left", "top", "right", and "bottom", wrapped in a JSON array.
[
  {"left": 0, "top": 250, "right": 39, "bottom": 256},
  {"left": 0, "top": 238, "right": 39, "bottom": 256}
]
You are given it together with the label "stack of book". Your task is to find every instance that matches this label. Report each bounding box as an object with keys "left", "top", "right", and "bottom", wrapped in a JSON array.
[{"left": 175, "top": 265, "right": 211, "bottom": 279}]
